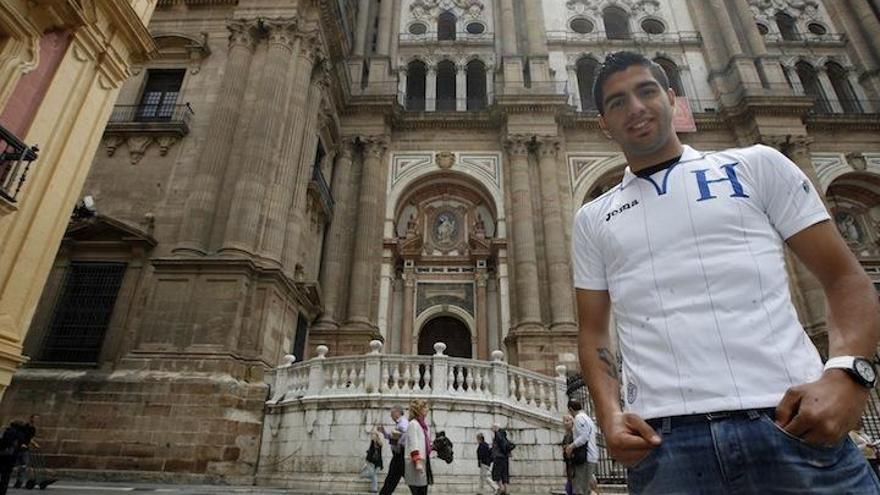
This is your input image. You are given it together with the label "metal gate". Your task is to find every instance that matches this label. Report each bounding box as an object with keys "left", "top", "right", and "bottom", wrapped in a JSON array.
[{"left": 566, "top": 374, "right": 627, "bottom": 484}]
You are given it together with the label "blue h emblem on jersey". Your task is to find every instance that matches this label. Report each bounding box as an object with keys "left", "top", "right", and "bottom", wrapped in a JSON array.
[{"left": 692, "top": 163, "right": 750, "bottom": 202}]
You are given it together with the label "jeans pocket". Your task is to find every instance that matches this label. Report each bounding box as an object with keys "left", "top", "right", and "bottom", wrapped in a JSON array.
[
  {"left": 627, "top": 445, "right": 661, "bottom": 471},
  {"left": 760, "top": 415, "right": 847, "bottom": 468}
]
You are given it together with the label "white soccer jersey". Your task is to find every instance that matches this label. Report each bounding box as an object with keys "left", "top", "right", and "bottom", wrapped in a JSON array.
[{"left": 572, "top": 144, "right": 830, "bottom": 419}]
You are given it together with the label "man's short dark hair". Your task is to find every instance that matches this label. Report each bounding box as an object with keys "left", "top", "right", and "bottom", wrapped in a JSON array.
[
  {"left": 568, "top": 400, "right": 583, "bottom": 412},
  {"left": 593, "top": 51, "right": 671, "bottom": 114}
]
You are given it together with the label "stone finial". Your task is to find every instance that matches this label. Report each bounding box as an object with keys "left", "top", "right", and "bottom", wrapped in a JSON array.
[
  {"left": 281, "top": 354, "right": 297, "bottom": 367},
  {"left": 316, "top": 345, "right": 329, "bottom": 359},
  {"left": 433, "top": 342, "right": 447, "bottom": 356},
  {"left": 369, "top": 340, "right": 384, "bottom": 355},
  {"left": 555, "top": 364, "right": 567, "bottom": 378},
  {"left": 491, "top": 350, "right": 504, "bottom": 362}
]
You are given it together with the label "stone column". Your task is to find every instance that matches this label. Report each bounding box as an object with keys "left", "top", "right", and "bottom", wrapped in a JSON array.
[
  {"left": 314, "top": 138, "right": 357, "bottom": 330},
  {"left": 523, "top": 0, "right": 549, "bottom": 82},
  {"left": 486, "top": 66, "right": 495, "bottom": 104},
  {"left": 375, "top": 0, "right": 394, "bottom": 56},
  {"left": 397, "top": 67, "right": 408, "bottom": 106},
  {"left": 260, "top": 31, "right": 322, "bottom": 265},
  {"left": 764, "top": 135, "right": 827, "bottom": 335},
  {"left": 389, "top": 0, "right": 402, "bottom": 69},
  {"left": 174, "top": 19, "right": 257, "bottom": 255},
  {"left": 400, "top": 263, "right": 416, "bottom": 354},
  {"left": 345, "top": 136, "right": 389, "bottom": 333},
  {"left": 220, "top": 18, "right": 297, "bottom": 256},
  {"left": 456, "top": 63, "right": 467, "bottom": 111},
  {"left": 475, "top": 267, "right": 490, "bottom": 360},
  {"left": 426, "top": 67, "right": 436, "bottom": 111},
  {"left": 354, "top": 0, "right": 371, "bottom": 57},
  {"left": 566, "top": 64, "right": 581, "bottom": 109},
  {"left": 729, "top": 0, "right": 788, "bottom": 88},
  {"left": 536, "top": 136, "right": 576, "bottom": 331},
  {"left": 498, "top": 0, "right": 517, "bottom": 56},
  {"left": 816, "top": 68, "right": 844, "bottom": 113},
  {"left": 505, "top": 135, "right": 542, "bottom": 329}
]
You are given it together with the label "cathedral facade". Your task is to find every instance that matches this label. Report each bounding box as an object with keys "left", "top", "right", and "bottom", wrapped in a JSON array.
[{"left": 2, "top": 0, "right": 879, "bottom": 483}]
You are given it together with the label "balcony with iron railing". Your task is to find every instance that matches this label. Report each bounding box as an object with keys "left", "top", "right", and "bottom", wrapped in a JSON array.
[
  {"left": 308, "top": 165, "right": 334, "bottom": 221},
  {"left": 402, "top": 97, "right": 494, "bottom": 113},
  {"left": 105, "top": 103, "right": 194, "bottom": 137},
  {"left": 0, "top": 123, "right": 39, "bottom": 208},
  {"left": 763, "top": 32, "right": 847, "bottom": 46},
  {"left": 398, "top": 31, "right": 495, "bottom": 46},
  {"left": 545, "top": 30, "right": 702, "bottom": 45}
]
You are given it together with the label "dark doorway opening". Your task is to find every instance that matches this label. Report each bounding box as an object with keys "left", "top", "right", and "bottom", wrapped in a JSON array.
[{"left": 418, "top": 315, "right": 472, "bottom": 358}]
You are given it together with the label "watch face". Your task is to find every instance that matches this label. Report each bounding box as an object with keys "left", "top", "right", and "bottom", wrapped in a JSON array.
[{"left": 855, "top": 359, "right": 877, "bottom": 383}]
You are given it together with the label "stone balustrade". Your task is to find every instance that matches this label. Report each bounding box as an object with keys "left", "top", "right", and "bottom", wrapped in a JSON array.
[{"left": 266, "top": 341, "right": 569, "bottom": 421}]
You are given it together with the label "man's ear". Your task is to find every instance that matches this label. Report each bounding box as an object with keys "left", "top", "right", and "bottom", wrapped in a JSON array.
[
  {"left": 667, "top": 87, "right": 676, "bottom": 105},
  {"left": 598, "top": 115, "right": 614, "bottom": 141}
]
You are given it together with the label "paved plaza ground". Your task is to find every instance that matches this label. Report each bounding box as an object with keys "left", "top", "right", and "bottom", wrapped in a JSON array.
[{"left": 4, "top": 481, "right": 628, "bottom": 494}]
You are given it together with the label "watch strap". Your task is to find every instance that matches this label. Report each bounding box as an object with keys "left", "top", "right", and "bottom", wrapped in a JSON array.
[{"left": 824, "top": 356, "right": 856, "bottom": 371}]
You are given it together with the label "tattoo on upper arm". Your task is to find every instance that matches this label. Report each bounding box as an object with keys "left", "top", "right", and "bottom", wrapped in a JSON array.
[{"left": 597, "top": 347, "right": 619, "bottom": 380}]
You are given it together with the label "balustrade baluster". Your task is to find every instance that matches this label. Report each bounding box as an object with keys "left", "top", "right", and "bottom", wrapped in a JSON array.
[
  {"left": 392, "top": 363, "right": 402, "bottom": 391},
  {"left": 348, "top": 367, "right": 357, "bottom": 390},
  {"left": 509, "top": 373, "right": 517, "bottom": 401},
  {"left": 331, "top": 366, "right": 340, "bottom": 390},
  {"left": 403, "top": 364, "right": 413, "bottom": 392},
  {"left": 465, "top": 367, "right": 474, "bottom": 393},
  {"left": 448, "top": 366, "right": 456, "bottom": 393},
  {"left": 423, "top": 365, "right": 432, "bottom": 392}
]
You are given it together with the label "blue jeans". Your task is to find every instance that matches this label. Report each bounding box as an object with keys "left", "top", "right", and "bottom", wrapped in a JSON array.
[{"left": 627, "top": 408, "right": 880, "bottom": 494}]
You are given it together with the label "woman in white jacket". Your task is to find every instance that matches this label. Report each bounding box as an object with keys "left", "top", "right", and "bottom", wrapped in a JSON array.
[{"left": 404, "top": 399, "right": 432, "bottom": 495}]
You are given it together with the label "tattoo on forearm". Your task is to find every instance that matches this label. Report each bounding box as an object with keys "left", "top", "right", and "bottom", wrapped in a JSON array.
[{"left": 597, "top": 348, "right": 619, "bottom": 380}]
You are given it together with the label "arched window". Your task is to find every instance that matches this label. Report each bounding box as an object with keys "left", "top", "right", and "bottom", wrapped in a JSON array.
[
  {"left": 826, "top": 62, "right": 862, "bottom": 113},
  {"left": 775, "top": 12, "right": 799, "bottom": 41},
  {"left": 436, "top": 60, "right": 457, "bottom": 111},
  {"left": 406, "top": 60, "right": 427, "bottom": 111},
  {"left": 654, "top": 57, "right": 685, "bottom": 96},
  {"left": 604, "top": 6, "right": 631, "bottom": 40},
  {"left": 466, "top": 60, "right": 487, "bottom": 111},
  {"left": 795, "top": 61, "right": 831, "bottom": 113},
  {"left": 576, "top": 57, "right": 600, "bottom": 111},
  {"left": 438, "top": 11, "right": 456, "bottom": 41}
]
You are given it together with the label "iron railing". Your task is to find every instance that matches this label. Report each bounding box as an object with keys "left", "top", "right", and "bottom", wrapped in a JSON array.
[
  {"left": 108, "top": 103, "right": 194, "bottom": 124},
  {"left": 398, "top": 31, "right": 495, "bottom": 44},
  {"left": 545, "top": 31, "right": 702, "bottom": 44},
  {"left": 565, "top": 373, "right": 627, "bottom": 484},
  {"left": 309, "top": 165, "right": 334, "bottom": 218},
  {"left": 495, "top": 80, "right": 570, "bottom": 97},
  {"left": 763, "top": 32, "right": 847, "bottom": 45},
  {"left": 402, "top": 97, "right": 493, "bottom": 112},
  {"left": 0, "top": 123, "right": 39, "bottom": 203}
]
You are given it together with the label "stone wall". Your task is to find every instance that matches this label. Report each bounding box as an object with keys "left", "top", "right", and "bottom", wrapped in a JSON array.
[
  {"left": 0, "top": 368, "right": 266, "bottom": 484},
  {"left": 257, "top": 397, "right": 567, "bottom": 493}
]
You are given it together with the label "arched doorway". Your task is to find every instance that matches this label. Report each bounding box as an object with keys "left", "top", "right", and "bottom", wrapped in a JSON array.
[{"left": 418, "top": 316, "right": 472, "bottom": 358}]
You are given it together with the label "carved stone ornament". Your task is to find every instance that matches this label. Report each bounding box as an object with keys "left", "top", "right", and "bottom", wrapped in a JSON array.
[
  {"left": 435, "top": 151, "right": 456, "bottom": 169},
  {"left": 749, "top": 0, "right": 820, "bottom": 19}
]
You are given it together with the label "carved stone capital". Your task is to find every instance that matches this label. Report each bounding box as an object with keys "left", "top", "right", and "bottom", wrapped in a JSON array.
[
  {"left": 296, "top": 30, "right": 324, "bottom": 62},
  {"left": 762, "top": 135, "right": 813, "bottom": 159},
  {"left": 362, "top": 136, "right": 389, "bottom": 159},
  {"left": 534, "top": 136, "right": 562, "bottom": 158},
  {"left": 227, "top": 19, "right": 258, "bottom": 51},
  {"left": 264, "top": 18, "right": 298, "bottom": 50},
  {"left": 339, "top": 137, "right": 357, "bottom": 159},
  {"left": 504, "top": 135, "right": 531, "bottom": 156}
]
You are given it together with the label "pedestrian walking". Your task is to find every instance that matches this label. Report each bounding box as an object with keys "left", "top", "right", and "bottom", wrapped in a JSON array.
[
  {"left": 404, "top": 399, "right": 432, "bottom": 495},
  {"left": 490, "top": 424, "right": 512, "bottom": 494},
  {"left": 11, "top": 415, "right": 38, "bottom": 489},
  {"left": 475, "top": 433, "right": 497, "bottom": 494},
  {"left": 572, "top": 50, "right": 880, "bottom": 493},
  {"left": 0, "top": 421, "right": 26, "bottom": 495},
  {"left": 360, "top": 427, "right": 384, "bottom": 493},
  {"left": 561, "top": 414, "right": 575, "bottom": 495},
  {"left": 378, "top": 405, "right": 408, "bottom": 495},
  {"left": 565, "top": 401, "right": 598, "bottom": 495}
]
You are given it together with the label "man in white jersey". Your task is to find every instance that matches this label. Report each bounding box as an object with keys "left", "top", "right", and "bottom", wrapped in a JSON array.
[{"left": 572, "top": 51, "right": 880, "bottom": 493}]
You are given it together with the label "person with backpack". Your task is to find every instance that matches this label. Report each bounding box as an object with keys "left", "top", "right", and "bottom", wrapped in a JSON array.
[
  {"left": 0, "top": 421, "right": 25, "bottom": 495},
  {"left": 360, "top": 427, "right": 384, "bottom": 493},
  {"left": 565, "top": 401, "right": 598, "bottom": 495},
  {"left": 490, "top": 424, "right": 513, "bottom": 494},
  {"left": 476, "top": 432, "right": 497, "bottom": 495}
]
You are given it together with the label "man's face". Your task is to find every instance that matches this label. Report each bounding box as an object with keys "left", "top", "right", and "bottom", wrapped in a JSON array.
[
  {"left": 598, "top": 65, "right": 677, "bottom": 158},
  {"left": 390, "top": 409, "right": 400, "bottom": 421}
]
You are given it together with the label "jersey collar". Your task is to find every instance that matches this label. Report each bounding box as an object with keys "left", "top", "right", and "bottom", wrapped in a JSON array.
[{"left": 619, "top": 145, "right": 701, "bottom": 191}]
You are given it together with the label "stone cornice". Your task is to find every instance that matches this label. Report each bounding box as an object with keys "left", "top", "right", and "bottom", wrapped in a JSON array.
[
  {"left": 100, "top": 0, "right": 157, "bottom": 64},
  {"left": 805, "top": 113, "right": 880, "bottom": 132}
]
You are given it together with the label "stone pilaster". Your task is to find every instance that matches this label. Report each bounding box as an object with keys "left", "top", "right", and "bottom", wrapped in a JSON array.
[
  {"left": 426, "top": 67, "right": 437, "bottom": 111},
  {"left": 504, "top": 135, "right": 542, "bottom": 330},
  {"left": 261, "top": 31, "right": 323, "bottom": 266},
  {"left": 456, "top": 63, "right": 466, "bottom": 111},
  {"left": 475, "top": 268, "right": 489, "bottom": 360},
  {"left": 400, "top": 265, "right": 416, "bottom": 354},
  {"left": 315, "top": 138, "right": 358, "bottom": 330},
  {"left": 354, "top": 0, "right": 370, "bottom": 57},
  {"left": 221, "top": 18, "right": 298, "bottom": 256},
  {"left": 375, "top": 0, "right": 394, "bottom": 56},
  {"left": 535, "top": 136, "right": 576, "bottom": 332},
  {"left": 763, "top": 135, "right": 827, "bottom": 336},
  {"left": 344, "top": 136, "right": 389, "bottom": 335},
  {"left": 174, "top": 19, "right": 257, "bottom": 255},
  {"left": 498, "top": 0, "right": 517, "bottom": 56}
]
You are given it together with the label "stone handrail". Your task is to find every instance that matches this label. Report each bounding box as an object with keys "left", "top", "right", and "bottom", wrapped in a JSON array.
[{"left": 267, "top": 341, "right": 569, "bottom": 420}]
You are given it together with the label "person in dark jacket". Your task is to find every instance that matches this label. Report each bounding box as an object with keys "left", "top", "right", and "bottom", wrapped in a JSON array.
[
  {"left": 476, "top": 433, "right": 497, "bottom": 494},
  {"left": 11, "top": 415, "right": 38, "bottom": 489},
  {"left": 491, "top": 424, "right": 512, "bottom": 494},
  {"left": 0, "top": 421, "right": 26, "bottom": 495},
  {"left": 360, "top": 427, "right": 384, "bottom": 493}
]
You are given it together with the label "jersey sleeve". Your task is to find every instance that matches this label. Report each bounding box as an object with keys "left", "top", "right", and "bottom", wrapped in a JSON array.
[
  {"left": 751, "top": 145, "right": 830, "bottom": 240},
  {"left": 572, "top": 206, "right": 608, "bottom": 290}
]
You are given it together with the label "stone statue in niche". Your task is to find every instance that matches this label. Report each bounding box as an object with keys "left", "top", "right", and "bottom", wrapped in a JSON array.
[
  {"left": 435, "top": 211, "right": 457, "bottom": 244},
  {"left": 835, "top": 211, "right": 862, "bottom": 243}
]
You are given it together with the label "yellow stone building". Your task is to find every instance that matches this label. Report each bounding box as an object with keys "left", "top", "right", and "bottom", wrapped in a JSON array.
[{"left": 0, "top": 1, "right": 156, "bottom": 397}]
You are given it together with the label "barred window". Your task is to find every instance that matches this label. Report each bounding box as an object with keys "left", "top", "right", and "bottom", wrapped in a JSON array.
[
  {"left": 137, "top": 69, "right": 185, "bottom": 121},
  {"left": 38, "top": 262, "right": 126, "bottom": 364}
]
